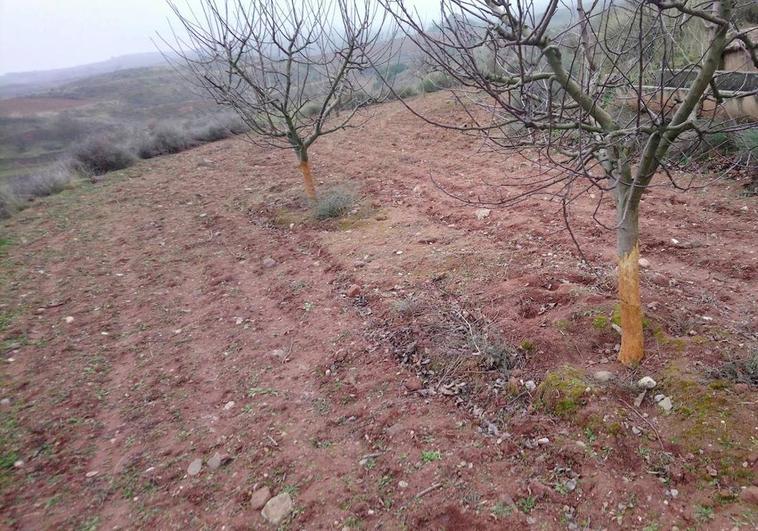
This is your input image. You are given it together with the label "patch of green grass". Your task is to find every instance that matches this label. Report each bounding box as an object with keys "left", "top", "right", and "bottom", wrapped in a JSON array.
[
  {"left": 517, "top": 496, "right": 536, "bottom": 513},
  {"left": 343, "top": 515, "right": 363, "bottom": 529},
  {"left": 592, "top": 316, "right": 609, "bottom": 330},
  {"left": 0, "top": 238, "right": 10, "bottom": 257},
  {"left": 519, "top": 339, "right": 535, "bottom": 353},
  {"left": 247, "top": 387, "right": 277, "bottom": 398},
  {"left": 584, "top": 427, "right": 597, "bottom": 443},
  {"left": 491, "top": 501, "right": 514, "bottom": 518},
  {"left": 694, "top": 504, "right": 714, "bottom": 522},
  {"left": 420, "top": 450, "right": 442, "bottom": 463},
  {"left": 535, "top": 365, "right": 589, "bottom": 418},
  {"left": 0, "top": 310, "right": 17, "bottom": 333}
]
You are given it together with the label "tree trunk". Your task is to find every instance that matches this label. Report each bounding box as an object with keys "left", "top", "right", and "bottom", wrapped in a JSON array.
[
  {"left": 617, "top": 200, "right": 644, "bottom": 366},
  {"left": 297, "top": 150, "right": 317, "bottom": 201}
]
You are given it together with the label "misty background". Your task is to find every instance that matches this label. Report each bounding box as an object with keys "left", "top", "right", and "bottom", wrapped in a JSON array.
[{"left": 0, "top": 0, "right": 443, "bottom": 75}]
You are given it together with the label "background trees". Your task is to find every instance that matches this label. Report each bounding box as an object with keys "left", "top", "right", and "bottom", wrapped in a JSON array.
[
  {"left": 166, "top": 0, "right": 395, "bottom": 201},
  {"left": 381, "top": 0, "right": 757, "bottom": 366}
]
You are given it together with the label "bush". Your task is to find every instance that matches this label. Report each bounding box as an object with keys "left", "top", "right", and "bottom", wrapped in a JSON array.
[
  {"left": 0, "top": 185, "right": 20, "bottom": 219},
  {"left": 69, "top": 137, "right": 136, "bottom": 175},
  {"left": 313, "top": 190, "right": 355, "bottom": 220},
  {"left": 9, "top": 165, "right": 74, "bottom": 198},
  {"left": 420, "top": 71, "right": 457, "bottom": 93},
  {"left": 191, "top": 123, "right": 233, "bottom": 143},
  {"left": 0, "top": 164, "right": 76, "bottom": 218},
  {"left": 395, "top": 85, "right": 418, "bottom": 99},
  {"left": 137, "top": 125, "right": 195, "bottom": 159}
]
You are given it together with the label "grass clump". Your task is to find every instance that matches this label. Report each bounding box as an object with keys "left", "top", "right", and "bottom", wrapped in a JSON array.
[
  {"left": 535, "top": 366, "right": 589, "bottom": 418},
  {"left": 709, "top": 349, "right": 758, "bottom": 387},
  {"left": 592, "top": 315, "right": 609, "bottom": 330},
  {"left": 420, "top": 450, "right": 442, "bottom": 463},
  {"left": 313, "top": 190, "right": 355, "bottom": 220}
]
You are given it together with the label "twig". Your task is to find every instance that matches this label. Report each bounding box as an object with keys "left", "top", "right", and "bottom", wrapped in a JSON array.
[
  {"left": 618, "top": 398, "right": 666, "bottom": 451},
  {"left": 415, "top": 483, "right": 443, "bottom": 499}
]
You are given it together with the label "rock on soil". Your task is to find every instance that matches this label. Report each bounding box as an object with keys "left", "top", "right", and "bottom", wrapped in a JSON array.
[
  {"left": 637, "top": 376, "right": 657, "bottom": 389},
  {"left": 262, "top": 257, "right": 277, "bottom": 268},
  {"left": 249, "top": 486, "right": 272, "bottom": 510},
  {"left": 261, "top": 492, "right": 293, "bottom": 525},
  {"left": 187, "top": 458, "right": 202, "bottom": 476},
  {"left": 474, "top": 208, "right": 491, "bottom": 220},
  {"left": 592, "top": 370, "right": 614, "bottom": 383},
  {"left": 638, "top": 257, "right": 651, "bottom": 268},
  {"left": 346, "top": 284, "right": 361, "bottom": 297}
]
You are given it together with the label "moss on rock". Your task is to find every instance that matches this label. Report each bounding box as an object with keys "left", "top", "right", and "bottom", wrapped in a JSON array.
[{"left": 535, "top": 366, "right": 590, "bottom": 418}]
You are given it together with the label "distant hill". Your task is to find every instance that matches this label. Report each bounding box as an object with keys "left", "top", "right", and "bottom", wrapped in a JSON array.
[{"left": 0, "top": 52, "right": 169, "bottom": 98}]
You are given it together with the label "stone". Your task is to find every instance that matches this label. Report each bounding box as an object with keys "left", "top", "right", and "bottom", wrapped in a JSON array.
[
  {"left": 64, "top": 316, "right": 75, "bottom": 324},
  {"left": 404, "top": 377, "right": 423, "bottom": 392},
  {"left": 524, "top": 380, "right": 537, "bottom": 392},
  {"left": 207, "top": 452, "right": 227, "bottom": 471},
  {"left": 187, "top": 458, "right": 202, "bottom": 476},
  {"left": 536, "top": 437, "right": 550, "bottom": 446},
  {"left": 740, "top": 486, "right": 758, "bottom": 505},
  {"left": 250, "top": 486, "right": 271, "bottom": 510},
  {"left": 262, "top": 257, "right": 277, "bottom": 268},
  {"left": 398, "top": 480, "right": 409, "bottom": 489},
  {"left": 261, "top": 492, "right": 294, "bottom": 525},
  {"left": 474, "top": 208, "right": 491, "bottom": 220},
  {"left": 346, "top": 284, "right": 361, "bottom": 297},
  {"left": 657, "top": 396, "right": 673, "bottom": 413},
  {"left": 85, "top": 470, "right": 98, "bottom": 478},
  {"left": 634, "top": 390, "right": 647, "bottom": 408},
  {"left": 637, "top": 376, "right": 657, "bottom": 389},
  {"left": 592, "top": 370, "right": 614, "bottom": 383},
  {"left": 224, "top": 401, "right": 235, "bottom": 410},
  {"left": 0, "top": 398, "right": 10, "bottom": 407},
  {"left": 638, "top": 258, "right": 651, "bottom": 269}
]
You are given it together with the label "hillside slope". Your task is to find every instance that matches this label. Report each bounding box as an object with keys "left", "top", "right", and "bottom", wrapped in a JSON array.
[{"left": 1, "top": 95, "right": 756, "bottom": 529}]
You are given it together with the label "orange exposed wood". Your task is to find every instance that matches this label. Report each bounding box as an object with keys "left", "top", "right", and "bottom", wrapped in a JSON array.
[
  {"left": 299, "top": 160, "right": 317, "bottom": 201},
  {"left": 618, "top": 243, "right": 644, "bottom": 366}
]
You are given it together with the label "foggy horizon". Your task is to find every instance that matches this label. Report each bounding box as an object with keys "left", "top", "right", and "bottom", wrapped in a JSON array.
[{"left": 0, "top": 0, "right": 445, "bottom": 76}]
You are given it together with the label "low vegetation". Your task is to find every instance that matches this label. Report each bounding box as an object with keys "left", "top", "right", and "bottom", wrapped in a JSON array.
[{"left": 0, "top": 114, "right": 248, "bottom": 218}]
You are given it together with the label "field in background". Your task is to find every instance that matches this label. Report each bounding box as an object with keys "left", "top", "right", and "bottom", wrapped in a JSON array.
[{"left": 0, "top": 66, "right": 222, "bottom": 179}]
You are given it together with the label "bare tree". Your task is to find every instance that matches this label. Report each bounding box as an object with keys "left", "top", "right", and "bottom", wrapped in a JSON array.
[
  {"left": 381, "top": 0, "right": 757, "bottom": 366},
  {"left": 165, "top": 0, "right": 395, "bottom": 200}
]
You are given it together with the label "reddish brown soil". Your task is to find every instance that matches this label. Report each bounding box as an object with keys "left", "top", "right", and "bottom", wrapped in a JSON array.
[
  {"left": 1, "top": 94, "right": 756, "bottom": 530},
  {"left": 0, "top": 97, "right": 91, "bottom": 116}
]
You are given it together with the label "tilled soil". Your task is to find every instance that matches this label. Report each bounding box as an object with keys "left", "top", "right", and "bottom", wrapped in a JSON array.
[{"left": 1, "top": 95, "right": 756, "bottom": 530}]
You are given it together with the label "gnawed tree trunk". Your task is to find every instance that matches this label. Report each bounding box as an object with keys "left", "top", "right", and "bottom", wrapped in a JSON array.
[
  {"left": 616, "top": 196, "right": 644, "bottom": 366},
  {"left": 297, "top": 149, "right": 317, "bottom": 202}
]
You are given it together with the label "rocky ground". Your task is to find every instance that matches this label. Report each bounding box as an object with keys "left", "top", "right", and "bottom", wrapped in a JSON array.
[{"left": 1, "top": 94, "right": 756, "bottom": 529}]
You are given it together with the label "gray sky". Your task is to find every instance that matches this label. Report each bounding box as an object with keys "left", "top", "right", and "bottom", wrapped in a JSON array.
[{"left": 0, "top": 0, "right": 442, "bottom": 75}]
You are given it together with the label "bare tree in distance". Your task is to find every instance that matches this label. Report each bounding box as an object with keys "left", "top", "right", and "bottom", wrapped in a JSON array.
[
  {"left": 380, "top": 0, "right": 757, "bottom": 366},
  {"left": 164, "top": 0, "right": 396, "bottom": 201}
]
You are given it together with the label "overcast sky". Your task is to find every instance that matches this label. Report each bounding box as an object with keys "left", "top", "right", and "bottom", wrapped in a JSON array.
[{"left": 0, "top": 0, "right": 442, "bottom": 75}]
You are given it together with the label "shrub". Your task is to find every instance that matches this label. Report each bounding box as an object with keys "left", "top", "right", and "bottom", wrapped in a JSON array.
[
  {"left": 0, "top": 185, "right": 20, "bottom": 219},
  {"left": 9, "top": 165, "right": 74, "bottom": 198},
  {"left": 420, "top": 71, "right": 456, "bottom": 93},
  {"left": 137, "top": 125, "right": 195, "bottom": 159},
  {"left": 191, "top": 123, "right": 233, "bottom": 143},
  {"left": 313, "top": 190, "right": 355, "bottom": 220},
  {"left": 69, "top": 137, "right": 136, "bottom": 175},
  {"left": 395, "top": 85, "right": 418, "bottom": 99}
]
